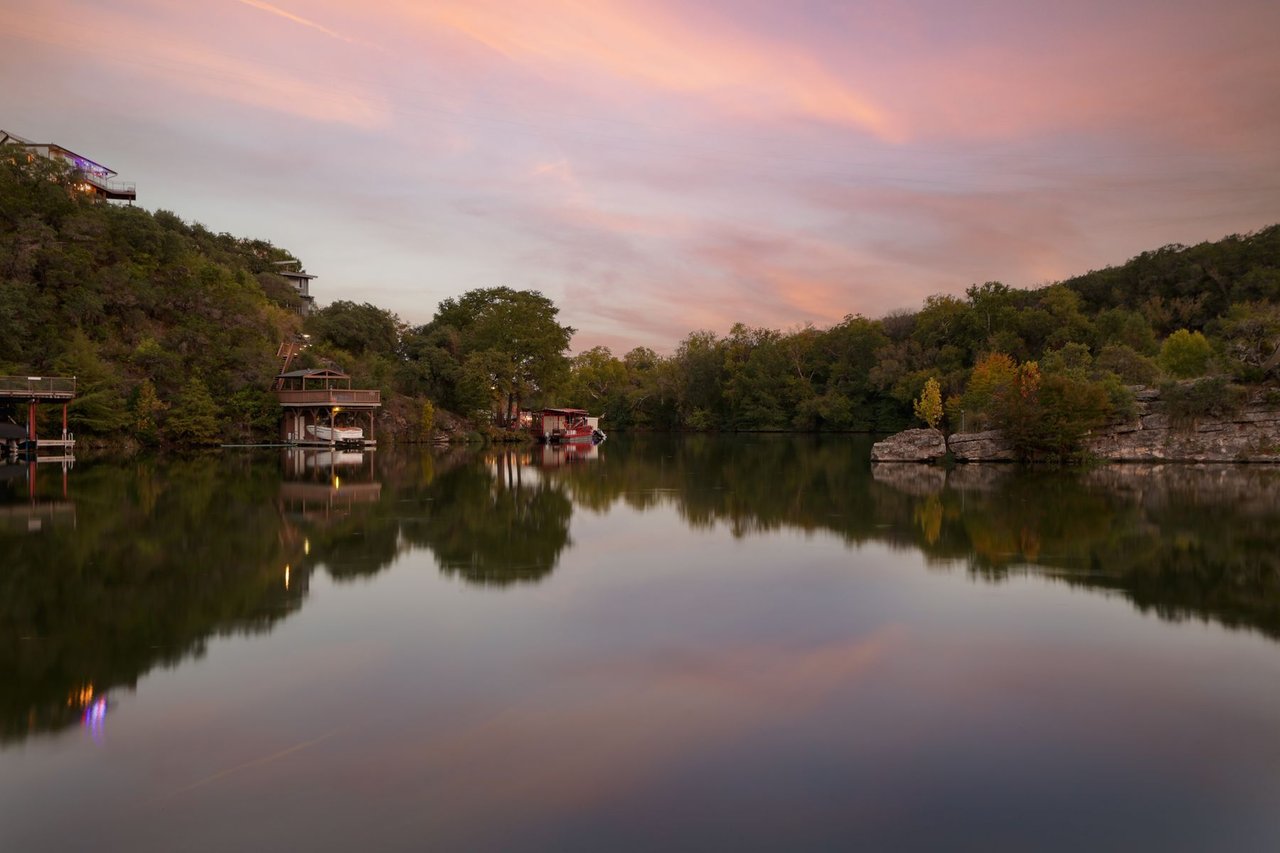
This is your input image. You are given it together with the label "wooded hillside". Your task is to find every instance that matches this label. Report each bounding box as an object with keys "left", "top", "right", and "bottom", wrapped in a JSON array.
[{"left": 3, "top": 150, "right": 1277, "bottom": 450}]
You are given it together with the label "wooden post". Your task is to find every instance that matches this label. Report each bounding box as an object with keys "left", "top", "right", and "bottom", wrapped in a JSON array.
[
  {"left": 62, "top": 404, "right": 68, "bottom": 441},
  {"left": 28, "top": 401, "right": 36, "bottom": 442}
]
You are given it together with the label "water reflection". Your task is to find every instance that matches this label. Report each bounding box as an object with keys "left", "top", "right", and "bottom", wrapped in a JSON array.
[
  {"left": 0, "top": 447, "right": 573, "bottom": 745},
  {"left": 0, "top": 461, "right": 75, "bottom": 534},
  {"left": 403, "top": 449, "right": 572, "bottom": 586},
  {"left": 870, "top": 461, "right": 1280, "bottom": 638},
  {"left": 0, "top": 456, "right": 302, "bottom": 743},
  {"left": 3, "top": 438, "right": 1280, "bottom": 748}
]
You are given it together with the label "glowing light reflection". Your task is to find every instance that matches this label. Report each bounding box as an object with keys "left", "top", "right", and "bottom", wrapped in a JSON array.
[{"left": 82, "top": 697, "right": 107, "bottom": 743}]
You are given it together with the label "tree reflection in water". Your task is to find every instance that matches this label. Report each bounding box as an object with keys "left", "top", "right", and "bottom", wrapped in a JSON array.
[
  {"left": 3, "top": 437, "right": 1280, "bottom": 747},
  {"left": 401, "top": 449, "right": 572, "bottom": 587},
  {"left": 0, "top": 446, "right": 574, "bottom": 744}
]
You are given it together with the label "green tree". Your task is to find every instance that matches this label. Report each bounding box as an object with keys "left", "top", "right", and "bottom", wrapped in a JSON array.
[
  {"left": 672, "top": 330, "right": 726, "bottom": 429},
  {"left": 1211, "top": 302, "right": 1280, "bottom": 382},
  {"left": 1040, "top": 342, "right": 1093, "bottom": 379},
  {"left": 306, "top": 300, "right": 401, "bottom": 357},
  {"left": 620, "top": 346, "right": 677, "bottom": 429},
  {"left": 1096, "top": 344, "right": 1159, "bottom": 385},
  {"left": 165, "top": 378, "right": 222, "bottom": 445},
  {"left": 52, "top": 330, "right": 128, "bottom": 434},
  {"left": 131, "top": 379, "right": 167, "bottom": 445},
  {"left": 225, "top": 387, "right": 279, "bottom": 441},
  {"left": 990, "top": 361, "right": 1044, "bottom": 460},
  {"left": 961, "top": 353, "right": 1018, "bottom": 431},
  {"left": 721, "top": 324, "right": 791, "bottom": 430},
  {"left": 424, "top": 287, "right": 574, "bottom": 424},
  {"left": 1159, "top": 329, "right": 1214, "bottom": 379},
  {"left": 565, "top": 346, "right": 627, "bottom": 410}
]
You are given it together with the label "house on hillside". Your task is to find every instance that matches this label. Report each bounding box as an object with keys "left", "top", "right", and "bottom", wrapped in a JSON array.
[
  {"left": 0, "top": 129, "right": 137, "bottom": 202},
  {"left": 273, "top": 259, "right": 317, "bottom": 315}
]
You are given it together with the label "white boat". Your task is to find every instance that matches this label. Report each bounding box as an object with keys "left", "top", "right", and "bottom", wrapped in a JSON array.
[{"left": 306, "top": 424, "right": 364, "bottom": 443}]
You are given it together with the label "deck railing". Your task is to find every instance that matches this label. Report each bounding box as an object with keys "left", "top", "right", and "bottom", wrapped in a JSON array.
[
  {"left": 275, "top": 389, "right": 381, "bottom": 406},
  {"left": 0, "top": 375, "right": 77, "bottom": 398},
  {"left": 80, "top": 173, "right": 136, "bottom": 198}
]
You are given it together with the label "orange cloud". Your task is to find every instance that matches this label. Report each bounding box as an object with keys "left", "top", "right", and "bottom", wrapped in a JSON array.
[{"left": 404, "top": 0, "right": 898, "bottom": 140}]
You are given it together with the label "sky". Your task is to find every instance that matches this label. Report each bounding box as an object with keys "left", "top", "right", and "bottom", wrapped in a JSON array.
[{"left": 3, "top": 0, "right": 1279, "bottom": 354}]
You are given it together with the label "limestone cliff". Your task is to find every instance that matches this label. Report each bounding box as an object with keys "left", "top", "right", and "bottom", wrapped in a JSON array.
[{"left": 872, "top": 386, "right": 1280, "bottom": 463}]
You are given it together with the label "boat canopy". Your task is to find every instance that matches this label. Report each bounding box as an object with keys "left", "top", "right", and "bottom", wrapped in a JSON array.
[{"left": 536, "top": 407, "right": 588, "bottom": 416}]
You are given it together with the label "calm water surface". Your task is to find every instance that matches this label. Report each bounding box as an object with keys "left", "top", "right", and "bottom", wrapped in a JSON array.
[{"left": 3, "top": 436, "right": 1280, "bottom": 851}]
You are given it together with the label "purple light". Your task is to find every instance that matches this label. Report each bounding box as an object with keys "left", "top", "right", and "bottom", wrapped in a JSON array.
[{"left": 82, "top": 697, "right": 107, "bottom": 742}]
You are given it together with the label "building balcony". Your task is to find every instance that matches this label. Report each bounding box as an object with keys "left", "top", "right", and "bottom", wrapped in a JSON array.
[{"left": 80, "top": 173, "right": 136, "bottom": 201}]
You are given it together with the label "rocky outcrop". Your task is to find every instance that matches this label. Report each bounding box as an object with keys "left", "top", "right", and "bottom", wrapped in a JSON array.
[
  {"left": 1084, "top": 396, "right": 1280, "bottom": 462},
  {"left": 947, "top": 430, "right": 1016, "bottom": 462},
  {"left": 871, "top": 387, "right": 1280, "bottom": 464},
  {"left": 869, "top": 428, "right": 946, "bottom": 462}
]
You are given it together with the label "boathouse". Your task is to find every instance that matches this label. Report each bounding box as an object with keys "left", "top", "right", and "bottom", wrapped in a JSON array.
[
  {"left": 274, "top": 368, "right": 380, "bottom": 446},
  {"left": 0, "top": 375, "right": 76, "bottom": 460}
]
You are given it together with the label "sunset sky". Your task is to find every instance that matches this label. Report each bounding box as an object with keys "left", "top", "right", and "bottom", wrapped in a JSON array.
[{"left": 4, "top": 0, "right": 1279, "bottom": 352}]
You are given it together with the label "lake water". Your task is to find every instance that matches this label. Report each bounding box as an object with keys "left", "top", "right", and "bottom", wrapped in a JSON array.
[{"left": 3, "top": 436, "right": 1280, "bottom": 851}]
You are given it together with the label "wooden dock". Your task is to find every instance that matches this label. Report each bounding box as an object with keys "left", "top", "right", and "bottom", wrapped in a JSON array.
[
  {"left": 0, "top": 375, "right": 76, "bottom": 402},
  {"left": 0, "top": 375, "right": 77, "bottom": 460}
]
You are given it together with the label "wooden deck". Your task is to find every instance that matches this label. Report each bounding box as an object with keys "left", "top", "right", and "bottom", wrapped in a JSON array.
[{"left": 276, "top": 389, "right": 381, "bottom": 407}]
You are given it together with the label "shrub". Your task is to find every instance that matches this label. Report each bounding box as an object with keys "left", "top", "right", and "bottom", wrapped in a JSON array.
[
  {"left": 1158, "top": 329, "right": 1213, "bottom": 379},
  {"left": 1040, "top": 342, "right": 1093, "bottom": 378},
  {"left": 960, "top": 352, "right": 1018, "bottom": 430},
  {"left": 1096, "top": 344, "right": 1160, "bottom": 385},
  {"left": 1160, "top": 377, "right": 1247, "bottom": 427},
  {"left": 421, "top": 399, "right": 436, "bottom": 441},
  {"left": 985, "top": 359, "right": 1116, "bottom": 461}
]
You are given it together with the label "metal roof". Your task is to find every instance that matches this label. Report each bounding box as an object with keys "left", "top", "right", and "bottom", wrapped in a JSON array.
[{"left": 278, "top": 368, "right": 350, "bottom": 378}]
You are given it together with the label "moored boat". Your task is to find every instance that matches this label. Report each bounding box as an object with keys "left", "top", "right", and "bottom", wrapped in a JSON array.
[
  {"left": 306, "top": 423, "right": 364, "bottom": 444},
  {"left": 530, "top": 408, "right": 606, "bottom": 444}
]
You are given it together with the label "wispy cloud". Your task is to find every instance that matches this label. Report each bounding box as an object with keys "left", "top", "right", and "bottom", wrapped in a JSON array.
[
  {"left": 4, "top": 3, "right": 387, "bottom": 128},
  {"left": 233, "top": 0, "right": 375, "bottom": 49},
  {"left": 412, "top": 0, "right": 898, "bottom": 139},
  {"left": 4, "top": 0, "right": 1277, "bottom": 351}
]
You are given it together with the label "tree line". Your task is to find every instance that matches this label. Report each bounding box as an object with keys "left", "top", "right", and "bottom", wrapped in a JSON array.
[{"left": 2, "top": 151, "right": 1278, "bottom": 452}]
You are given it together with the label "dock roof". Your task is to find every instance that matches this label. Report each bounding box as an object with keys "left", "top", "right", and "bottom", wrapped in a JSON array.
[{"left": 278, "top": 368, "right": 350, "bottom": 379}]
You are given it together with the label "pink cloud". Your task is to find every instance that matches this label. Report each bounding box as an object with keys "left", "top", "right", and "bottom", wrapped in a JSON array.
[
  {"left": 346, "top": 629, "right": 900, "bottom": 836},
  {"left": 400, "top": 0, "right": 898, "bottom": 139},
  {"left": 6, "top": 1, "right": 388, "bottom": 128},
  {"left": 4, "top": 0, "right": 1277, "bottom": 354}
]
